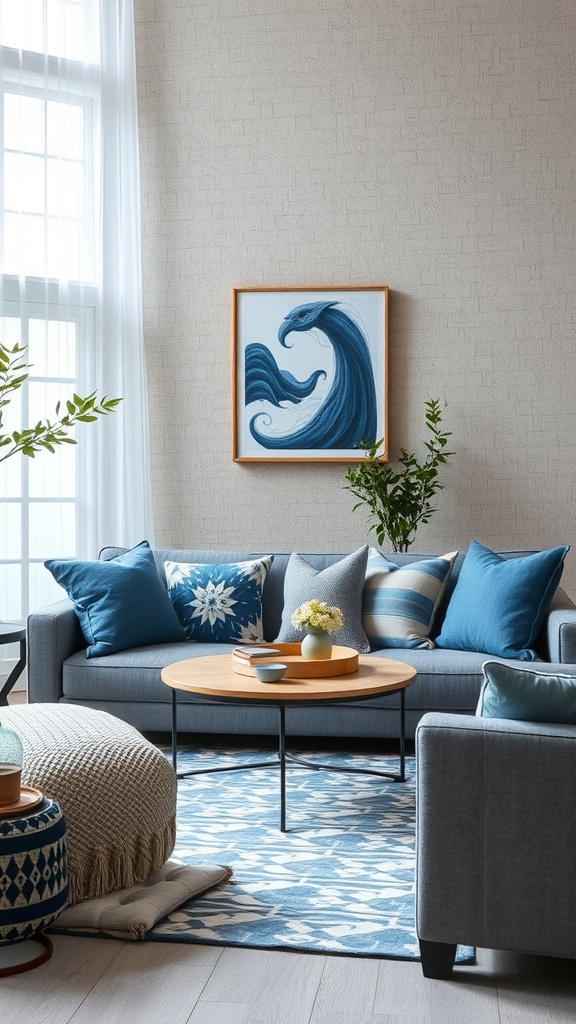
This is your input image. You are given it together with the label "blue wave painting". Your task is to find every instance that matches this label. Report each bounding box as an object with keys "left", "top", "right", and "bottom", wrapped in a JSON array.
[
  {"left": 244, "top": 343, "right": 326, "bottom": 408},
  {"left": 245, "top": 300, "right": 378, "bottom": 450}
]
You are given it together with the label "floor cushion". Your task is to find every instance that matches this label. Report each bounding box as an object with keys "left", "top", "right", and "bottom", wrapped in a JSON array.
[
  {"left": 1, "top": 704, "right": 176, "bottom": 905},
  {"left": 53, "top": 859, "right": 233, "bottom": 939}
]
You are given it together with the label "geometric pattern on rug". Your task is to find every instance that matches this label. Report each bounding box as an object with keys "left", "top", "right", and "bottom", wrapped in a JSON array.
[{"left": 146, "top": 748, "right": 473, "bottom": 963}]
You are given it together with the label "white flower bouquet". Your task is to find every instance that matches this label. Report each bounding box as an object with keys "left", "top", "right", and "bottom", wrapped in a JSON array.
[{"left": 291, "top": 600, "right": 343, "bottom": 635}]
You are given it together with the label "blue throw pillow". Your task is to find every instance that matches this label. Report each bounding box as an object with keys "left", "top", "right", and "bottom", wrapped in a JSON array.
[
  {"left": 45, "top": 540, "right": 187, "bottom": 657},
  {"left": 164, "top": 556, "right": 273, "bottom": 643},
  {"left": 362, "top": 548, "right": 458, "bottom": 649},
  {"left": 477, "top": 660, "right": 576, "bottom": 723},
  {"left": 435, "top": 541, "right": 569, "bottom": 660}
]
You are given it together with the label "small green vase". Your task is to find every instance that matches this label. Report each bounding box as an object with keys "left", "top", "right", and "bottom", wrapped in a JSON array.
[{"left": 301, "top": 630, "right": 332, "bottom": 660}]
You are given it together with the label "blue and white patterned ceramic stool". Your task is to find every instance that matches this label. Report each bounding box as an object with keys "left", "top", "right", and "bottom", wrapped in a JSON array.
[{"left": 0, "top": 797, "right": 68, "bottom": 976}]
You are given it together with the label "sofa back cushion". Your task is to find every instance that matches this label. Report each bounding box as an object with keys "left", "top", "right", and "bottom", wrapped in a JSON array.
[
  {"left": 99, "top": 545, "right": 560, "bottom": 649},
  {"left": 101, "top": 546, "right": 291, "bottom": 641}
]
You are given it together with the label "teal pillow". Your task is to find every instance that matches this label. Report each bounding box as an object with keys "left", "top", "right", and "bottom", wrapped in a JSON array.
[
  {"left": 435, "top": 541, "right": 569, "bottom": 661},
  {"left": 45, "top": 540, "right": 186, "bottom": 657},
  {"left": 164, "top": 556, "right": 273, "bottom": 643},
  {"left": 362, "top": 548, "right": 458, "bottom": 649},
  {"left": 477, "top": 660, "right": 576, "bottom": 723}
]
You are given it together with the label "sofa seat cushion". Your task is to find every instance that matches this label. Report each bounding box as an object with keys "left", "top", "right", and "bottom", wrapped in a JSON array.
[
  {"left": 362, "top": 648, "right": 503, "bottom": 711},
  {"left": 62, "top": 643, "right": 505, "bottom": 715},
  {"left": 62, "top": 642, "right": 237, "bottom": 704}
]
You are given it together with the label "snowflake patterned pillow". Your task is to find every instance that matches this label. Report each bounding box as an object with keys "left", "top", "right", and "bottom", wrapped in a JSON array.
[{"left": 164, "top": 557, "right": 274, "bottom": 643}]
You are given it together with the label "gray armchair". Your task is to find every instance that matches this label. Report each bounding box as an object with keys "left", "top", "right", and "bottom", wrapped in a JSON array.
[{"left": 415, "top": 709, "right": 576, "bottom": 977}]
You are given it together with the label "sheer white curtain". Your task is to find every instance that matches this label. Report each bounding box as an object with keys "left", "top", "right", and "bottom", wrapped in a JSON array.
[
  {"left": 0, "top": 0, "right": 152, "bottom": 619},
  {"left": 87, "top": 0, "right": 153, "bottom": 552}
]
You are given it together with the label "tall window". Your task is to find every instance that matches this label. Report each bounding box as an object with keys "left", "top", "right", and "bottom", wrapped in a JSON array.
[{"left": 0, "top": 0, "right": 152, "bottom": 623}]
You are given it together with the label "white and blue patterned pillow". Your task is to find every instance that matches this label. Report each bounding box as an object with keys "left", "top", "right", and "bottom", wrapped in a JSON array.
[
  {"left": 164, "top": 557, "right": 273, "bottom": 643},
  {"left": 362, "top": 548, "right": 458, "bottom": 650}
]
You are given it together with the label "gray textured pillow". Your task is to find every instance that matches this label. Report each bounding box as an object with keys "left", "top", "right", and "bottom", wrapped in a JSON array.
[{"left": 276, "top": 546, "right": 370, "bottom": 653}]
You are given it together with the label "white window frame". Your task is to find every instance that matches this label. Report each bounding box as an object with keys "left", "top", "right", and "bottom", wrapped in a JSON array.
[
  {"left": 1, "top": 44, "right": 100, "bottom": 284},
  {"left": 1, "top": 282, "right": 97, "bottom": 611},
  {"left": 1, "top": 39, "right": 102, "bottom": 620}
]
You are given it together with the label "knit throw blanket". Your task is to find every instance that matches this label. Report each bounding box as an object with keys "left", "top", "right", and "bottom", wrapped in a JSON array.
[{"left": 2, "top": 704, "right": 177, "bottom": 905}]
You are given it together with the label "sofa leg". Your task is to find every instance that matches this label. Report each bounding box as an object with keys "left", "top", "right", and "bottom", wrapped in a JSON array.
[{"left": 419, "top": 939, "right": 457, "bottom": 979}]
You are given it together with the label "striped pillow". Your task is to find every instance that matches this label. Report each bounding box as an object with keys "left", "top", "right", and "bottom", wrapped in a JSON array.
[{"left": 362, "top": 549, "right": 458, "bottom": 650}]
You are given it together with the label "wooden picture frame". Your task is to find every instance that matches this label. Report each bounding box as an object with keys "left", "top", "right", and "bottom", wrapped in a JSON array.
[{"left": 232, "top": 285, "right": 388, "bottom": 463}]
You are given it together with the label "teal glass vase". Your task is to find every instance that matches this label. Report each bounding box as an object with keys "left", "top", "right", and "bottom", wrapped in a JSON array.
[{"left": 0, "top": 719, "right": 23, "bottom": 805}]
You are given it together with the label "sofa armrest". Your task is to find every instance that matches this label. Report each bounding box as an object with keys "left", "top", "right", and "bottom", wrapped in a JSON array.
[
  {"left": 27, "top": 599, "right": 85, "bottom": 703},
  {"left": 545, "top": 586, "right": 576, "bottom": 662},
  {"left": 415, "top": 712, "right": 576, "bottom": 963}
]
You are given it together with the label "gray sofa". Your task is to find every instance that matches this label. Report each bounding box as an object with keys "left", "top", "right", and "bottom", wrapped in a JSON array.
[
  {"left": 415, "top": 711, "right": 576, "bottom": 974},
  {"left": 27, "top": 546, "right": 576, "bottom": 741}
]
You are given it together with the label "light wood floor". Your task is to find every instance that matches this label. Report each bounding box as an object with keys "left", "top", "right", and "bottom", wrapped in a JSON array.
[
  {"left": 2, "top": 939, "right": 576, "bottom": 1024},
  {"left": 5, "top": 691, "right": 576, "bottom": 1022}
]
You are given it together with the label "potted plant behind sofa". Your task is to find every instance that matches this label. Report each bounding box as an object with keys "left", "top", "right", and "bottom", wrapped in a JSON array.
[{"left": 344, "top": 399, "right": 454, "bottom": 553}]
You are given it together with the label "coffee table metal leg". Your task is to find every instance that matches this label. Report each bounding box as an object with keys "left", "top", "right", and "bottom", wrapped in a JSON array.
[
  {"left": 170, "top": 689, "right": 278, "bottom": 783},
  {"left": 167, "top": 685, "right": 409, "bottom": 821},
  {"left": 399, "top": 687, "right": 406, "bottom": 782},
  {"left": 171, "top": 688, "right": 178, "bottom": 773},
  {"left": 279, "top": 704, "right": 287, "bottom": 832},
  {"left": 285, "top": 686, "right": 408, "bottom": 783}
]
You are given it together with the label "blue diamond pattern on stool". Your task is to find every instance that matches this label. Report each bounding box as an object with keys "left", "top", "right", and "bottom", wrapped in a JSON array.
[{"left": 0, "top": 799, "right": 68, "bottom": 943}]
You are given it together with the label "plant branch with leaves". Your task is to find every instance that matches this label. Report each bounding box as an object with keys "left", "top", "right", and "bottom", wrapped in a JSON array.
[
  {"left": 344, "top": 399, "right": 454, "bottom": 553},
  {"left": 0, "top": 342, "right": 121, "bottom": 463}
]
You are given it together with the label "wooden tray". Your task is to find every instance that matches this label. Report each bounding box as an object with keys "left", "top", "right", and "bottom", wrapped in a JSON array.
[
  {"left": 232, "top": 643, "right": 359, "bottom": 679},
  {"left": 0, "top": 786, "right": 44, "bottom": 818}
]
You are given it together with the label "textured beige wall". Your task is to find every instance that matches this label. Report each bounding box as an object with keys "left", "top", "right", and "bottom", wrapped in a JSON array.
[{"left": 134, "top": 0, "right": 576, "bottom": 596}]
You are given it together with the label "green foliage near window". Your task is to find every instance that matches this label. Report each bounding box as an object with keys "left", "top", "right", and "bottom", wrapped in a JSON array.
[
  {"left": 344, "top": 399, "right": 454, "bottom": 553},
  {"left": 0, "top": 342, "right": 121, "bottom": 463}
]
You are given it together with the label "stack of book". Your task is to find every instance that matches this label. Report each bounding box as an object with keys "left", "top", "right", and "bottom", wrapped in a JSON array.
[{"left": 232, "top": 646, "right": 281, "bottom": 666}]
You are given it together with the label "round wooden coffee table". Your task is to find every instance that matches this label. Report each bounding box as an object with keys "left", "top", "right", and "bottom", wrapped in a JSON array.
[{"left": 161, "top": 653, "right": 416, "bottom": 831}]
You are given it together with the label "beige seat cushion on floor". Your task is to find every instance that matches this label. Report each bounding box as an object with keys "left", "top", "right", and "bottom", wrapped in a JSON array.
[
  {"left": 2, "top": 703, "right": 177, "bottom": 906},
  {"left": 54, "top": 858, "right": 233, "bottom": 939}
]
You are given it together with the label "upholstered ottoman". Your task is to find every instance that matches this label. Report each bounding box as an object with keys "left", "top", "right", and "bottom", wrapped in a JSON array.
[{"left": 1, "top": 704, "right": 176, "bottom": 905}]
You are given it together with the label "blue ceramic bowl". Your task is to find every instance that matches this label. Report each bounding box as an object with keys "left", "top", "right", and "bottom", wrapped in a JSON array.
[{"left": 254, "top": 663, "right": 288, "bottom": 683}]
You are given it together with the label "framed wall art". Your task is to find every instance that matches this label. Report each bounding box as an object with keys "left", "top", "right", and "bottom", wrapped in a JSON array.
[{"left": 232, "top": 285, "right": 388, "bottom": 463}]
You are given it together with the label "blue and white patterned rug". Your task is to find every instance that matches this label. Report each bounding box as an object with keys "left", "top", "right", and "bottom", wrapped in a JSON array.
[{"left": 145, "top": 748, "right": 473, "bottom": 963}]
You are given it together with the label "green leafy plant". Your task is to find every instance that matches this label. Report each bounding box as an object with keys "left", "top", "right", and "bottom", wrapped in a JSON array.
[
  {"left": 0, "top": 342, "right": 121, "bottom": 462},
  {"left": 344, "top": 399, "right": 454, "bottom": 553}
]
